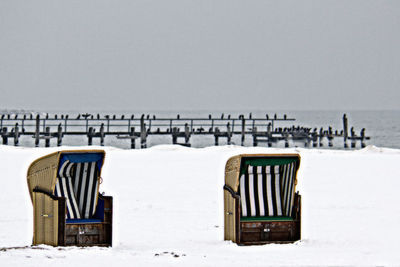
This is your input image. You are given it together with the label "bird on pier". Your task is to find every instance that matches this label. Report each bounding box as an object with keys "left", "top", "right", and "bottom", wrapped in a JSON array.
[
  {"left": 82, "top": 113, "right": 91, "bottom": 119},
  {"left": 97, "top": 114, "right": 100, "bottom": 120},
  {"left": 55, "top": 114, "right": 58, "bottom": 119},
  {"left": 209, "top": 114, "right": 212, "bottom": 119},
  {"left": 177, "top": 114, "right": 180, "bottom": 119},
  {"left": 61, "top": 115, "right": 64, "bottom": 119},
  {"left": 284, "top": 114, "right": 287, "bottom": 120},
  {"left": 153, "top": 115, "right": 156, "bottom": 120},
  {"left": 14, "top": 115, "right": 18, "bottom": 120},
  {"left": 23, "top": 115, "right": 26, "bottom": 120},
  {"left": 91, "top": 115, "right": 94, "bottom": 119},
  {"left": 221, "top": 113, "right": 224, "bottom": 119},
  {"left": 30, "top": 114, "right": 33, "bottom": 119},
  {"left": 46, "top": 113, "right": 49, "bottom": 119},
  {"left": 1, "top": 114, "right": 4, "bottom": 120},
  {"left": 7, "top": 114, "right": 10, "bottom": 119},
  {"left": 131, "top": 115, "right": 134, "bottom": 120},
  {"left": 274, "top": 114, "right": 277, "bottom": 120},
  {"left": 249, "top": 113, "right": 252, "bottom": 119},
  {"left": 105, "top": 115, "right": 110, "bottom": 120},
  {"left": 266, "top": 114, "right": 269, "bottom": 120},
  {"left": 65, "top": 115, "right": 69, "bottom": 119},
  {"left": 113, "top": 115, "right": 116, "bottom": 120},
  {"left": 76, "top": 114, "right": 81, "bottom": 119},
  {"left": 146, "top": 114, "right": 150, "bottom": 120},
  {"left": 121, "top": 115, "right": 125, "bottom": 120},
  {"left": 228, "top": 115, "right": 231, "bottom": 119}
]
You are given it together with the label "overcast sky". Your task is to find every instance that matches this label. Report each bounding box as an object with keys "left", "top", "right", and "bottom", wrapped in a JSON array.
[{"left": 0, "top": 0, "right": 399, "bottom": 111}]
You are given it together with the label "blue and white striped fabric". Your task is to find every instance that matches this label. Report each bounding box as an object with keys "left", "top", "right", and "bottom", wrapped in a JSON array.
[
  {"left": 54, "top": 160, "right": 100, "bottom": 219},
  {"left": 54, "top": 160, "right": 81, "bottom": 219}
]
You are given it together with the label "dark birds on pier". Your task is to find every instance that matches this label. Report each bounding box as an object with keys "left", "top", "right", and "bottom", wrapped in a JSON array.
[{"left": 76, "top": 114, "right": 81, "bottom": 119}]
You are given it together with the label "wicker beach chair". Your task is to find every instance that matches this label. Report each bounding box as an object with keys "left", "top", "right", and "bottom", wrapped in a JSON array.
[
  {"left": 224, "top": 154, "right": 301, "bottom": 245},
  {"left": 27, "top": 150, "right": 112, "bottom": 246}
]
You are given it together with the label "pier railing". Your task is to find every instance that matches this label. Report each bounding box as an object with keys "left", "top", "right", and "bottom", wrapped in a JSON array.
[{"left": 0, "top": 113, "right": 369, "bottom": 148}]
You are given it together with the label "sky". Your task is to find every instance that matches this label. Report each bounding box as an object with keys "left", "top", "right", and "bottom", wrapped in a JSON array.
[{"left": 0, "top": 0, "right": 399, "bottom": 112}]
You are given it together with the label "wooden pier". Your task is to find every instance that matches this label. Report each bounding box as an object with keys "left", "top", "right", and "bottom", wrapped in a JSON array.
[{"left": 0, "top": 113, "right": 369, "bottom": 149}]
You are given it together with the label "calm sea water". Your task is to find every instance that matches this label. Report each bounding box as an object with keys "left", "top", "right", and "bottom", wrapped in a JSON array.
[{"left": 1, "top": 110, "right": 399, "bottom": 149}]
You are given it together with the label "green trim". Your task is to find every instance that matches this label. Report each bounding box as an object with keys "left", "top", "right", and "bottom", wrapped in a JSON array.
[
  {"left": 240, "top": 157, "right": 299, "bottom": 175},
  {"left": 241, "top": 216, "right": 293, "bottom": 222}
]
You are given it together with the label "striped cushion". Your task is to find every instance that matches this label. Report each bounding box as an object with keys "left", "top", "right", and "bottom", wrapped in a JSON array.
[
  {"left": 71, "top": 161, "right": 100, "bottom": 219},
  {"left": 239, "top": 162, "right": 297, "bottom": 218},
  {"left": 55, "top": 160, "right": 100, "bottom": 219},
  {"left": 55, "top": 160, "right": 81, "bottom": 219}
]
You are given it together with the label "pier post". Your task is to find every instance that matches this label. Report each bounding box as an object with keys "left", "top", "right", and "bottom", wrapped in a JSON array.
[
  {"left": 241, "top": 116, "right": 245, "bottom": 146},
  {"left": 319, "top": 128, "right": 324, "bottom": 147},
  {"left": 57, "top": 124, "right": 63, "bottom": 146},
  {"left": 227, "top": 122, "right": 232, "bottom": 145},
  {"left": 343, "top": 114, "right": 348, "bottom": 148},
  {"left": 267, "top": 123, "right": 272, "bottom": 147},
  {"left": 2, "top": 127, "right": 8, "bottom": 145},
  {"left": 172, "top": 127, "right": 178, "bottom": 144},
  {"left": 45, "top": 127, "right": 51, "bottom": 147},
  {"left": 214, "top": 128, "right": 220, "bottom": 146},
  {"left": 252, "top": 127, "right": 257, "bottom": 147},
  {"left": 328, "top": 126, "right": 333, "bottom": 147},
  {"left": 184, "top": 123, "right": 190, "bottom": 146},
  {"left": 360, "top": 128, "right": 366, "bottom": 148},
  {"left": 88, "top": 127, "right": 94, "bottom": 146},
  {"left": 14, "top": 124, "right": 19, "bottom": 146},
  {"left": 100, "top": 123, "right": 105, "bottom": 146},
  {"left": 130, "top": 127, "right": 136, "bottom": 149},
  {"left": 35, "top": 115, "right": 40, "bottom": 147},
  {"left": 140, "top": 116, "right": 147, "bottom": 148},
  {"left": 351, "top": 127, "right": 356, "bottom": 148}
]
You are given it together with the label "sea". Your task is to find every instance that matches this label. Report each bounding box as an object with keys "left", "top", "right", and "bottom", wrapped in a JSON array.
[{"left": 1, "top": 109, "right": 399, "bottom": 149}]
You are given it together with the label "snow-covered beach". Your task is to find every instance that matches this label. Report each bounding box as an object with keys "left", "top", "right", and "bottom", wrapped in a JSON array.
[{"left": 0, "top": 144, "right": 399, "bottom": 266}]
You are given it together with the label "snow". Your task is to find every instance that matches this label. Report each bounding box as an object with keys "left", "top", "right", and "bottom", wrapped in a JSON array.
[{"left": 1, "top": 144, "right": 400, "bottom": 266}]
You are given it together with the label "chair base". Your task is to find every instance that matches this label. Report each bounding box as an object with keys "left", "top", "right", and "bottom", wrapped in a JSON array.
[
  {"left": 64, "top": 223, "right": 112, "bottom": 246},
  {"left": 239, "top": 220, "right": 300, "bottom": 245}
]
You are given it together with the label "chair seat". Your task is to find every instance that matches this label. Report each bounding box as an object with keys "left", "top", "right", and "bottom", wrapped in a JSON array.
[
  {"left": 66, "top": 219, "right": 103, "bottom": 224},
  {"left": 241, "top": 216, "right": 294, "bottom": 222}
]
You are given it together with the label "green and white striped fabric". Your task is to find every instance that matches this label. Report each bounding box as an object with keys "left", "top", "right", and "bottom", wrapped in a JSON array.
[{"left": 239, "top": 162, "right": 297, "bottom": 217}]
